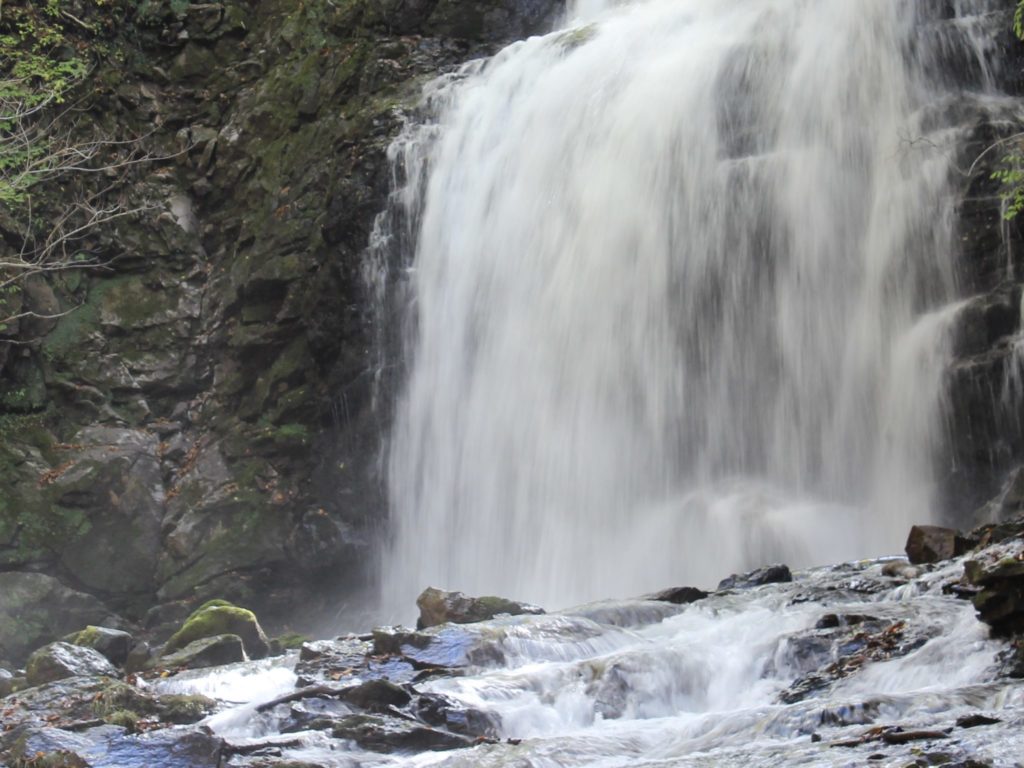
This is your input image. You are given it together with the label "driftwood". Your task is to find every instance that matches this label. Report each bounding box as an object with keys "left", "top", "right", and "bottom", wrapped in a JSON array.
[{"left": 254, "top": 684, "right": 345, "bottom": 713}]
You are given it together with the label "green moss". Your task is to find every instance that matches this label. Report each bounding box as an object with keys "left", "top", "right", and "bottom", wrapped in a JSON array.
[
  {"left": 92, "top": 681, "right": 156, "bottom": 718},
  {"left": 164, "top": 602, "right": 259, "bottom": 653},
  {"left": 41, "top": 277, "right": 128, "bottom": 362},
  {"left": 274, "top": 631, "right": 308, "bottom": 650},
  {"left": 103, "top": 709, "right": 139, "bottom": 732},
  {"left": 64, "top": 626, "right": 103, "bottom": 648},
  {"left": 156, "top": 692, "right": 216, "bottom": 724}
]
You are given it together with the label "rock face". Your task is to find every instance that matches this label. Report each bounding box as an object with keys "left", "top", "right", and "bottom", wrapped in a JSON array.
[
  {"left": 416, "top": 587, "right": 546, "bottom": 628},
  {"left": 0, "top": 573, "right": 118, "bottom": 666},
  {"left": 937, "top": 4, "right": 1024, "bottom": 522},
  {"left": 0, "top": 0, "right": 564, "bottom": 660}
]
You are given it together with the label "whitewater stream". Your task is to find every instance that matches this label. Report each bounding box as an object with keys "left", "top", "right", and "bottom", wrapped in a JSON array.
[{"left": 160, "top": 554, "right": 1024, "bottom": 767}]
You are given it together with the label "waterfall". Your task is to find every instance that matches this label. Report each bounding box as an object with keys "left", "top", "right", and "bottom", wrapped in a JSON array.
[{"left": 376, "top": 0, "right": 993, "bottom": 617}]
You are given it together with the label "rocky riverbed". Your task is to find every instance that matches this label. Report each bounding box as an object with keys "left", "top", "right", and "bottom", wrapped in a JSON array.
[{"left": 3, "top": 519, "right": 1024, "bottom": 768}]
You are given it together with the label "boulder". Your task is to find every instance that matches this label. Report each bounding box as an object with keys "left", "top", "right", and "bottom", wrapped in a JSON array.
[
  {"left": 416, "top": 587, "right": 545, "bottom": 629},
  {"left": 0, "top": 667, "right": 13, "bottom": 697},
  {"left": 1, "top": 722, "right": 223, "bottom": 768},
  {"left": 905, "top": 525, "right": 976, "bottom": 564},
  {"left": 717, "top": 564, "right": 793, "bottom": 590},
  {"left": 330, "top": 712, "right": 473, "bottom": 753},
  {"left": 644, "top": 586, "right": 709, "bottom": 604},
  {"left": 0, "top": 572, "right": 117, "bottom": 665},
  {"left": 65, "top": 626, "right": 134, "bottom": 667},
  {"left": 163, "top": 600, "right": 270, "bottom": 659},
  {"left": 337, "top": 678, "right": 412, "bottom": 712},
  {"left": 25, "top": 642, "right": 118, "bottom": 686},
  {"left": 159, "top": 634, "right": 246, "bottom": 670}
]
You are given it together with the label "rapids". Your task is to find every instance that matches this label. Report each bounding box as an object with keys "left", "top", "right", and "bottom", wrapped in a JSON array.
[
  {"left": 164, "top": 555, "right": 1024, "bottom": 767},
  {"left": 374, "top": 0, "right": 1011, "bottom": 616}
]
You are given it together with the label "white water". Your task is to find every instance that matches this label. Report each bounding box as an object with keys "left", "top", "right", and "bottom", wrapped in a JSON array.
[
  {"left": 377, "top": 0, "right": 996, "bottom": 616},
  {"left": 187, "top": 558, "right": 1024, "bottom": 767}
]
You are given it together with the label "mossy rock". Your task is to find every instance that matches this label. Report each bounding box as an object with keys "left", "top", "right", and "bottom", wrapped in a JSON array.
[
  {"left": 103, "top": 708, "right": 139, "bottom": 732},
  {"left": 272, "top": 632, "right": 309, "bottom": 652},
  {"left": 163, "top": 602, "right": 269, "bottom": 659},
  {"left": 63, "top": 626, "right": 133, "bottom": 666},
  {"left": 155, "top": 693, "right": 217, "bottom": 724}
]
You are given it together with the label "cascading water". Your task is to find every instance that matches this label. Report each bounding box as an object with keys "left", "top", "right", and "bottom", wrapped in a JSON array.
[{"left": 377, "top": 0, "right": 997, "bottom": 617}]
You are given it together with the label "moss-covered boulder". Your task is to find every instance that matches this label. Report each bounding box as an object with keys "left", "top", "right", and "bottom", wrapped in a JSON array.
[
  {"left": 63, "top": 626, "right": 134, "bottom": 667},
  {"left": 163, "top": 601, "right": 269, "bottom": 659},
  {"left": 25, "top": 642, "right": 117, "bottom": 687}
]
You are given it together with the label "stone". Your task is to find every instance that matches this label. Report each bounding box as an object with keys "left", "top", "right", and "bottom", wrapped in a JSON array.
[
  {"left": 644, "top": 586, "right": 709, "bottom": 604},
  {"left": 2, "top": 722, "right": 223, "bottom": 768},
  {"left": 159, "top": 634, "right": 245, "bottom": 670},
  {"left": 124, "top": 641, "right": 154, "bottom": 674},
  {"left": 717, "top": 564, "right": 793, "bottom": 590},
  {"left": 0, "top": 572, "right": 117, "bottom": 665},
  {"left": 337, "top": 678, "right": 412, "bottom": 712},
  {"left": 329, "top": 713, "right": 473, "bottom": 753},
  {"left": 65, "top": 626, "right": 134, "bottom": 667},
  {"left": 163, "top": 600, "right": 270, "bottom": 659},
  {"left": 0, "top": 667, "right": 13, "bottom": 697},
  {"left": 416, "top": 587, "right": 545, "bottom": 629},
  {"left": 905, "top": 525, "right": 976, "bottom": 564},
  {"left": 25, "top": 642, "right": 118, "bottom": 686}
]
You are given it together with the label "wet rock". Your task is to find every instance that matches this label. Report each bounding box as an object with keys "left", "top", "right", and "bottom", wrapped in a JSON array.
[
  {"left": 337, "top": 678, "right": 412, "bottom": 712},
  {"left": 25, "top": 642, "right": 118, "bottom": 687},
  {"left": 64, "top": 626, "right": 134, "bottom": 667},
  {"left": 778, "top": 619, "right": 927, "bottom": 703},
  {"left": 963, "top": 539, "right": 1024, "bottom": 636},
  {"left": 163, "top": 600, "right": 270, "bottom": 659},
  {"left": 330, "top": 712, "right": 473, "bottom": 753},
  {"left": 416, "top": 587, "right": 545, "bottom": 629},
  {"left": 881, "top": 561, "right": 922, "bottom": 580},
  {"left": 295, "top": 635, "right": 418, "bottom": 687},
  {"left": 0, "top": 667, "right": 13, "bottom": 697},
  {"left": 0, "top": 572, "right": 116, "bottom": 665},
  {"left": 969, "top": 510, "right": 1024, "bottom": 548},
  {"left": 2, "top": 722, "right": 223, "bottom": 768},
  {"left": 159, "top": 633, "right": 245, "bottom": 670},
  {"left": 414, "top": 691, "right": 500, "bottom": 739},
  {"left": 905, "top": 525, "right": 976, "bottom": 564},
  {"left": 955, "top": 713, "right": 1002, "bottom": 728},
  {"left": 644, "top": 586, "right": 709, "bottom": 604},
  {"left": 717, "top": 564, "right": 792, "bottom": 590}
]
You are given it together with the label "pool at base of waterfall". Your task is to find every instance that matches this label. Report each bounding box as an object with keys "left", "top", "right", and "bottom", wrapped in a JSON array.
[{"left": 154, "top": 551, "right": 1024, "bottom": 768}]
